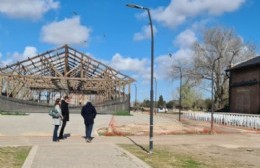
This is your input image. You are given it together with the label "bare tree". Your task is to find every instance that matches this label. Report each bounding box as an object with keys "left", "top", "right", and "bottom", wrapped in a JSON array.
[
  {"left": 168, "top": 53, "right": 195, "bottom": 86},
  {"left": 191, "top": 27, "right": 255, "bottom": 110},
  {"left": 168, "top": 56, "right": 200, "bottom": 112}
]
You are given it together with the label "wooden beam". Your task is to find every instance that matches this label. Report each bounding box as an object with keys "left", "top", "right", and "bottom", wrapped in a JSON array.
[{"left": 41, "top": 55, "right": 63, "bottom": 77}]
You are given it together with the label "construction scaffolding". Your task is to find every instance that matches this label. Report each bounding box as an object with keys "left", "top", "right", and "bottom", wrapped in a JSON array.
[{"left": 0, "top": 45, "right": 135, "bottom": 105}]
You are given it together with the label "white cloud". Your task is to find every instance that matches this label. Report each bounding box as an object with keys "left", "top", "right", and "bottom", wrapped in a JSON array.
[
  {"left": 41, "top": 16, "right": 91, "bottom": 46},
  {"left": 23, "top": 46, "right": 38, "bottom": 58},
  {"left": 110, "top": 53, "right": 150, "bottom": 81},
  {"left": 172, "top": 48, "right": 194, "bottom": 63},
  {"left": 108, "top": 49, "right": 194, "bottom": 84},
  {"left": 110, "top": 53, "right": 148, "bottom": 71},
  {"left": 152, "top": 0, "right": 245, "bottom": 28},
  {"left": 0, "top": 52, "right": 3, "bottom": 67},
  {"left": 0, "top": 0, "right": 59, "bottom": 20},
  {"left": 155, "top": 54, "right": 173, "bottom": 79},
  {"left": 133, "top": 25, "right": 157, "bottom": 41},
  {"left": 13, "top": 46, "right": 38, "bottom": 61},
  {"left": 174, "top": 29, "right": 197, "bottom": 48},
  {"left": 1, "top": 59, "right": 12, "bottom": 66},
  {"left": 1, "top": 46, "right": 37, "bottom": 65},
  {"left": 155, "top": 49, "right": 194, "bottom": 80}
]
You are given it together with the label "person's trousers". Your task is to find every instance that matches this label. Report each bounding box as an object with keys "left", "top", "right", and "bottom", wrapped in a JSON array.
[
  {"left": 85, "top": 123, "right": 93, "bottom": 139},
  {"left": 53, "top": 125, "right": 59, "bottom": 141},
  {"left": 59, "top": 120, "right": 67, "bottom": 138}
]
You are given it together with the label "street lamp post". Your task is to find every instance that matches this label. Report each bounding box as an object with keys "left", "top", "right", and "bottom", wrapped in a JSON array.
[
  {"left": 127, "top": 4, "right": 154, "bottom": 154},
  {"left": 154, "top": 77, "right": 157, "bottom": 115},
  {"left": 211, "top": 56, "right": 222, "bottom": 133},
  {"left": 175, "top": 66, "right": 182, "bottom": 121},
  {"left": 169, "top": 54, "right": 182, "bottom": 121},
  {"left": 134, "top": 84, "right": 137, "bottom": 107}
]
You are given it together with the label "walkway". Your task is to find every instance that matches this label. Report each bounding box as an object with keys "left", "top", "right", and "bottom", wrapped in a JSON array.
[{"left": 1, "top": 112, "right": 260, "bottom": 168}]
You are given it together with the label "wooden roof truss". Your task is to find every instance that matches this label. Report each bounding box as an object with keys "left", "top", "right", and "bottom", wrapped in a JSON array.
[{"left": 0, "top": 45, "right": 135, "bottom": 101}]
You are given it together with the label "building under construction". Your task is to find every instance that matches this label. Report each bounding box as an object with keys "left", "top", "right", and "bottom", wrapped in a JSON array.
[{"left": 0, "top": 45, "right": 135, "bottom": 113}]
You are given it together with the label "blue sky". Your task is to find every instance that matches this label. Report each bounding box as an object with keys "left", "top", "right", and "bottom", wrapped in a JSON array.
[{"left": 0, "top": 0, "right": 260, "bottom": 103}]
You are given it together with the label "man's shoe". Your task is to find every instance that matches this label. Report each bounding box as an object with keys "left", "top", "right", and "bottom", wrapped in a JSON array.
[{"left": 86, "top": 138, "right": 91, "bottom": 143}]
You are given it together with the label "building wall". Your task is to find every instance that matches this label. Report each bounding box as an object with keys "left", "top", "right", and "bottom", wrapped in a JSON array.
[
  {"left": 0, "top": 95, "right": 130, "bottom": 114},
  {"left": 231, "top": 68, "right": 258, "bottom": 83},
  {"left": 230, "top": 67, "right": 260, "bottom": 114}
]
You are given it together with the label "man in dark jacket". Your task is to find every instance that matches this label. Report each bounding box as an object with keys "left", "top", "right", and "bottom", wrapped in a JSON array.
[
  {"left": 81, "top": 100, "right": 97, "bottom": 142},
  {"left": 59, "top": 96, "right": 70, "bottom": 139}
]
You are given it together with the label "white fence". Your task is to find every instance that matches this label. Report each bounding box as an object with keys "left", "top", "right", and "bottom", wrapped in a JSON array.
[{"left": 183, "top": 112, "right": 260, "bottom": 130}]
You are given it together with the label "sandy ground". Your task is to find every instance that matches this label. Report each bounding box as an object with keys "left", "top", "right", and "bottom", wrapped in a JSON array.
[
  {"left": 97, "top": 112, "right": 260, "bottom": 167},
  {"left": 98, "top": 112, "right": 260, "bottom": 136},
  {"left": 156, "top": 144, "right": 260, "bottom": 168}
]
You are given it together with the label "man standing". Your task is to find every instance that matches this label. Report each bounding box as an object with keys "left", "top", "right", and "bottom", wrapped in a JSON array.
[
  {"left": 59, "top": 96, "right": 70, "bottom": 139},
  {"left": 81, "top": 100, "right": 97, "bottom": 143}
]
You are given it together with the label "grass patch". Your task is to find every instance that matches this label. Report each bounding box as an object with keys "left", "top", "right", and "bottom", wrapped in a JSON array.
[
  {"left": 0, "top": 146, "right": 31, "bottom": 168},
  {"left": 0, "top": 111, "right": 29, "bottom": 116},
  {"left": 113, "top": 111, "right": 132, "bottom": 116},
  {"left": 119, "top": 144, "right": 205, "bottom": 168}
]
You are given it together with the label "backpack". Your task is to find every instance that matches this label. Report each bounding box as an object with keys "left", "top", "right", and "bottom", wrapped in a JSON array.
[{"left": 48, "top": 108, "right": 59, "bottom": 118}]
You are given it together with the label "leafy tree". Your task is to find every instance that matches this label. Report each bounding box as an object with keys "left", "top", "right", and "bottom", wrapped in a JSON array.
[
  {"left": 169, "top": 78, "right": 207, "bottom": 111},
  {"left": 157, "top": 95, "right": 165, "bottom": 108},
  {"left": 193, "top": 99, "right": 206, "bottom": 111},
  {"left": 179, "top": 83, "right": 197, "bottom": 109},
  {"left": 166, "top": 100, "right": 174, "bottom": 109},
  {"left": 140, "top": 99, "right": 150, "bottom": 108},
  {"left": 204, "top": 98, "right": 212, "bottom": 111}
]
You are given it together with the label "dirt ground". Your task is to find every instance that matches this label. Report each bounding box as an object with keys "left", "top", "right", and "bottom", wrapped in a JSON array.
[
  {"left": 158, "top": 144, "right": 260, "bottom": 168},
  {"left": 98, "top": 112, "right": 260, "bottom": 167},
  {"left": 98, "top": 113, "right": 260, "bottom": 136}
]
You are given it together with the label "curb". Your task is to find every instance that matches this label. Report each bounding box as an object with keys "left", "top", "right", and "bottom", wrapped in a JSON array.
[
  {"left": 22, "top": 145, "right": 38, "bottom": 168},
  {"left": 113, "top": 144, "right": 151, "bottom": 168}
]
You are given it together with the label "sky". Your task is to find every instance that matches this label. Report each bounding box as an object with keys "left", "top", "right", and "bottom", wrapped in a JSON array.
[{"left": 0, "top": 0, "right": 260, "bottom": 103}]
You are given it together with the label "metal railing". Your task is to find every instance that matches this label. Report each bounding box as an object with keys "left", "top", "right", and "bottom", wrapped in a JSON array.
[{"left": 183, "top": 112, "right": 260, "bottom": 130}]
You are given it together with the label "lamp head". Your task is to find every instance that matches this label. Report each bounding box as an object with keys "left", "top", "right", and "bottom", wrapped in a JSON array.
[{"left": 126, "top": 4, "right": 144, "bottom": 9}]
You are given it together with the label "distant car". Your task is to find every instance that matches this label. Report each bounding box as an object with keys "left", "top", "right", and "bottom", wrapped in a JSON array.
[{"left": 157, "top": 107, "right": 168, "bottom": 113}]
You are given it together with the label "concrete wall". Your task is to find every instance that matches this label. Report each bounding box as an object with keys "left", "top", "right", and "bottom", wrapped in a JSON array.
[
  {"left": 0, "top": 95, "right": 130, "bottom": 114},
  {"left": 95, "top": 98, "right": 130, "bottom": 114}
]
